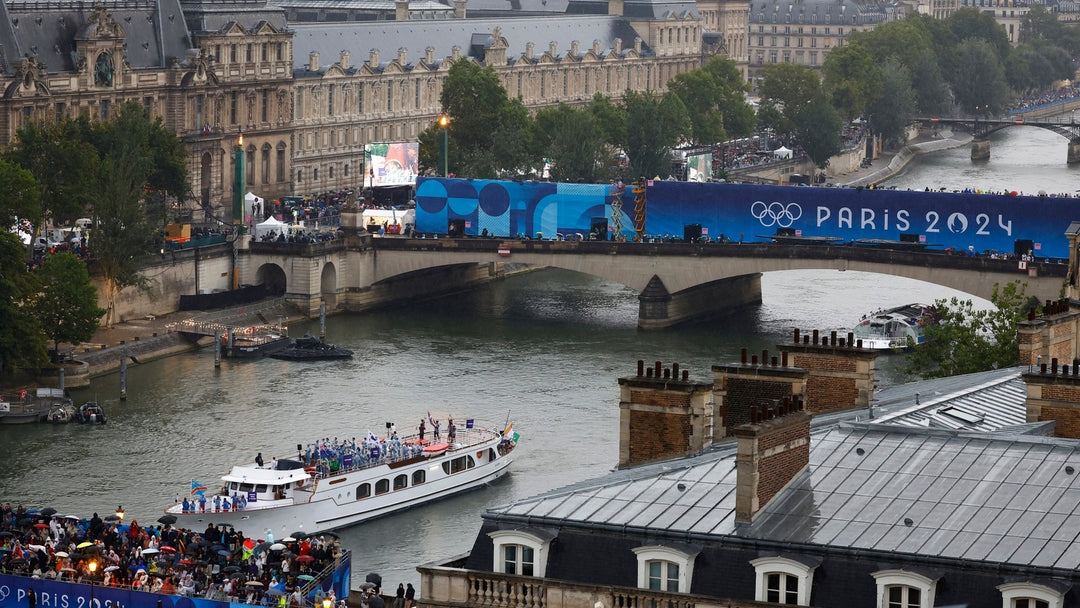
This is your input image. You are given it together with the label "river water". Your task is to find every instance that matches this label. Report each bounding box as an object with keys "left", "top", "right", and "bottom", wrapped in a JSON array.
[{"left": 1, "top": 125, "right": 1075, "bottom": 593}]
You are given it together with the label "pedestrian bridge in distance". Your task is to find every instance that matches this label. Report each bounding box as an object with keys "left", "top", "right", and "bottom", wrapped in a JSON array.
[{"left": 242, "top": 237, "right": 1068, "bottom": 330}]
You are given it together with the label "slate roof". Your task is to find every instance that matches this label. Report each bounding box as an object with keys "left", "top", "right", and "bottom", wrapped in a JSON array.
[
  {"left": 181, "top": 0, "right": 287, "bottom": 33},
  {"left": 483, "top": 366, "right": 1080, "bottom": 571},
  {"left": 749, "top": 0, "right": 888, "bottom": 26},
  {"left": 0, "top": 0, "right": 192, "bottom": 74},
  {"left": 290, "top": 15, "right": 651, "bottom": 72},
  {"left": 870, "top": 367, "right": 1030, "bottom": 432}
]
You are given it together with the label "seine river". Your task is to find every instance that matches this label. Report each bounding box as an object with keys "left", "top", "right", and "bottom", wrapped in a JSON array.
[{"left": 0, "top": 125, "right": 1075, "bottom": 592}]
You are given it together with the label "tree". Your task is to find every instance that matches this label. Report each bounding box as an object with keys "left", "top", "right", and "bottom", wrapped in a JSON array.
[
  {"left": 849, "top": 17, "right": 934, "bottom": 73},
  {"left": 948, "top": 7, "right": 1012, "bottom": 61},
  {"left": 868, "top": 57, "right": 917, "bottom": 147},
  {"left": 950, "top": 38, "right": 1009, "bottom": 114},
  {"left": 822, "top": 43, "right": 881, "bottom": 120},
  {"left": 618, "top": 90, "right": 691, "bottom": 180},
  {"left": 794, "top": 95, "right": 842, "bottom": 170},
  {"left": 0, "top": 232, "right": 46, "bottom": 378},
  {"left": 0, "top": 157, "right": 40, "bottom": 232},
  {"left": 533, "top": 103, "right": 608, "bottom": 182},
  {"left": 758, "top": 63, "right": 821, "bottom": 125},
  {"left": 32, "top": 252, "right": 105, "bottom": 359},
  {"left": 905, "top": 281, "right": 1035, "bottom": 378},
  {"left": 668, "top": 57, "right": 755, "bottom": 145},
  {"left": 910, "top": 49, "right": 951, "bottom": 116},
  {"left": 1020, "top": 5, "right": 1065, "bottom": 45}
]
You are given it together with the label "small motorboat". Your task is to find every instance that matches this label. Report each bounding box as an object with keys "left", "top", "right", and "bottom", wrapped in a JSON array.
[
  {"left": 46, "top": 403, "right": 77, "bottom": 423},
  {"left": 269, "top": 333, "right": 353, "bottom": 361},
  {"left": 75, "top": 401, "right": 107, "bottom": 424},
  {"left": 852, "top": 303, "right": 939, "bottom": 350}
]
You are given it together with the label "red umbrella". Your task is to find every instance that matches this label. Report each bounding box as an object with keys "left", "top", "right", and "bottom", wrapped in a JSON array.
[
  {"left": 178, "top": 559, "right": 193, "bottom": 566},
  {"left": 33, "top": 523, "right": 49, "bottom": 529},
  {"left": 295, "top": 555, "right": 314, "bottom": 562},
  {"left": 159, "top": 546, "right": 178, "bottom": 553}
]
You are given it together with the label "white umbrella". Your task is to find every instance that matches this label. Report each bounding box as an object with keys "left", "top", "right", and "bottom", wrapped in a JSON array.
[
  {"left": 269, "top": 543, "right": 286, "bottom": 551},
  {"left": 142, "top": 548, "right": 160, "bottom": 555}
]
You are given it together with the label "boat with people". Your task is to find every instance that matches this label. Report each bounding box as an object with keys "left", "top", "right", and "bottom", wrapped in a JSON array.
[
  {"left": 74, "top": 401, "right": 107, "bottom": 424},
  {"left": 851, "top": 303, "right": 939, "bottom": 350},
  {"left": 268, "top": 333, "right": 353, "bottom": 361},
  {"left": 164, "top": 417, "right": 519, "bottom": 534},
  {"left": 226, "top": 326, "right": 291, "bottom": 358}
]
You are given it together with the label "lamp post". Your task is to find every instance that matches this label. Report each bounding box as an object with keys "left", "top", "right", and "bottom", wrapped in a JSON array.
[
  {"left": 437, "top": 114, "right": 450, "bottom": 177},
  {"left": 323, "top": 596, "right": 333, "bottom": 608},
  {"left": 88, "top": 560, "right": 97, "bottom": 608},
  {"left": 233, "top": 127, "right": 245, "bottom": 228},
  {"left": 115, "top": 506, "right": 124, "bottom": 522}
]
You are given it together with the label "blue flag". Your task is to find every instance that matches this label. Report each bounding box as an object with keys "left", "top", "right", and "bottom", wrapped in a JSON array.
[{"left": 190, "top": 479, "right": 207, "bottom": 497}]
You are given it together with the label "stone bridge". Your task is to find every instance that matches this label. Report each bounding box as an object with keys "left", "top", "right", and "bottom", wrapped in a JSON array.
[
  {"left": 238, "top": 235, "right": 1068, "bottom": 330},
  {"left": 916, "top": 114, "right": 1080, "bottom": 162}
]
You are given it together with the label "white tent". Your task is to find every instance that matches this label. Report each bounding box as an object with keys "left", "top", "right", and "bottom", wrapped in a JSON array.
[
  {"left": 245, "top": 192, "right": 263, "bottom": 219},
  {"left": 773, "top": 146, "right": 793, "bottom": 160},
  {"left": 254, "top": 216, "right": 287, "bottom": 239}
]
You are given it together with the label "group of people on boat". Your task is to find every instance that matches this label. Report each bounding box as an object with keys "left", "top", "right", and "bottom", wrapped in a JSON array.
[
  {"left": 294, "top": 424, "right": 455, "bottom": 477},
  {"left": 180, "top": 492, "right": 249, "bottom": 514},
  {"left": 0, "top": 501, "right": 346, "bottom": 607}
]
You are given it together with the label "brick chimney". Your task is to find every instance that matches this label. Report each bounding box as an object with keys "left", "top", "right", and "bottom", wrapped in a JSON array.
[
  {"left": 734, "top": 397, "right": 811, "bottom": 523},
  {"left": 1024, "top": 359, "right": 1080, "bottom": 438},
  {"left": 712, "top": 348, "right": 807, "bottom": 440},
  {"left": 618, "top": 360, "right": 714, "bottom": 468},
  {"left": 1018, "top": 298, "right": 1079, "bottom": 367},
  {"left": 780, "top": 328, "right": 877, "bottom": 414}
]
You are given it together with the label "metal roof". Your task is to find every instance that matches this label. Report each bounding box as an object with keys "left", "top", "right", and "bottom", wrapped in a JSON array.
[
  {"left": 870, "top": 367, "right": 1029, "bottom": 432},
  {"left": 484, "top": 366, "right": 1080, "bottom": 570},
  {"left": 289, "top": 14, "right": 651, "bottom": 72}
]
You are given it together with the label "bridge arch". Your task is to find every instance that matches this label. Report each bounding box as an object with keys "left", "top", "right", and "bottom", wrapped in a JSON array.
[
  {"left": 255, "top": 263, "right": 287, "bottom": 294},
  {"left": 321, "top": 262, "right": 338, "bottom": 310}
]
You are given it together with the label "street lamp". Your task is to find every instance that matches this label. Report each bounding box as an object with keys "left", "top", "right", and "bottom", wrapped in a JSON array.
[
  {"left": 88, "top": 560, "right": 97, "bottom": 608},
  {"left": 323, "top": 596, "right": 332, "bottom": 608},
  {"left": 437, "top": 114, "right": 450, "bottom": 177},
  {"left": 233, "top": 127, "right": 245, "bottom": 228},
  {"left": 115, "top": 506, "right": 124, "bottom": 521}
]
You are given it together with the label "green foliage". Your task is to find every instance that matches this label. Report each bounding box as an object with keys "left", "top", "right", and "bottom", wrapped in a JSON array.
[
  {"left": 758, "top": 63, "right": 821, "bottom": 125},
  {"left": 821, "top": 43, "right": 881, "bottom": 120},
  {"left": 868, "top": 57, "right": 917, "bottom": 146},
  {"left": 905, "top": 281, "right": 1034, "bottom": 379},
  {"left": 32, "top": 252, "right": 105, "bottom": 357},
  {"left": 794, "top": 95, "right": 842, "bottom": 169},
  {"left": 0, "top": 158, "right": 39, "bottom": 231},
  {"left": 948, "top": 7, "right": 1012, "bottom": 61},
  {"left": 848, "top": 18, "right": 934, "bottom": 73},
  {"left": 950, "top": 38, "right": 1010, "bottom": 114},
  {"left": 618, "top": 90, "right": 691, "bottom": 180},
  {"left": 533, "top": 104, "right": 608, "bottom": 183},
  {"left": 910, "top": 49, "right": 951, "bottom": 116},
  {"left": 668, "top": 57, "right": 755, "bottom": 145},
  {"left": 0, "top": 232, "right": 46, "bottom": 377}
]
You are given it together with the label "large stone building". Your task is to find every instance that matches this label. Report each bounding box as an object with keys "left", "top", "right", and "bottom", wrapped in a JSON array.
[{"left": 0, "top": 0, "right": 747, "bottom": 221}]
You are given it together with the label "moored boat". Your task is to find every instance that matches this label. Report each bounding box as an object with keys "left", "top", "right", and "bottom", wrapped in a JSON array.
[
  {"left": 225, "top": 326, "right": 291, "bottom": 358},
  {"left": 268, "top": 333, "right": 353, "bottom": 361},
  {"left": 74, "top": 401, "right": 107, "bottom": 424},
  {"left": 851, "top": 303, "right": 939, "bottom": 350},
  {"left": 0, "top": 388, "right": 71, "bottom": 424},
  {"left": 164, "top": 419, "right": 518, "bottom": 534}
]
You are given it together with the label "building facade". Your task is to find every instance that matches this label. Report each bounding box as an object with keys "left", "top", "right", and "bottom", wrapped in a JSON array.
[{"left": 0, "top": 0, "right": 747, "bottom": 221}]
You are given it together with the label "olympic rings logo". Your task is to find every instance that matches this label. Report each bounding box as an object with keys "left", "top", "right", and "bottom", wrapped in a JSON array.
[{"left": 751, "top": 201, "right": 802, "bottom": 228}]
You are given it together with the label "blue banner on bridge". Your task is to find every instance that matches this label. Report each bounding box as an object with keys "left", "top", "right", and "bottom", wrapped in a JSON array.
[
  {"left": 415, "top": 177, "right": 1080, "bottom": 259},
  {"left": 0, "top": 555, "right": 350, "bottom": 608}
]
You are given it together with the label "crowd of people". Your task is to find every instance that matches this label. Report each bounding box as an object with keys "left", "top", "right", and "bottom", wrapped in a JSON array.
[
  {"left": 1011, "top": 85, "right": 1080, "bottom": 112},
  {"left": 0, "top": 502, "right": 348, "bottom": 607}
]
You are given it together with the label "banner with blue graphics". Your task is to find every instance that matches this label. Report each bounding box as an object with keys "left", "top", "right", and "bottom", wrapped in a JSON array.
[
  {"left": 415, "top": 177, "right": 1080, "bottom": 259},
  {"left": 0, "top": 555, "right": 350, "bottom": 608}
]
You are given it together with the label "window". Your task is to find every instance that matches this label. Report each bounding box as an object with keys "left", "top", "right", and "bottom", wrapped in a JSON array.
[
  {"left": 632, "top": 546, "right": 697, "bottom": 594},
  {"left": 230, "top": 91, "right": 238, "bottom": 124},
  {"left": 872, "top": 570, "right": 938, "bottom": 608},
  {"left": 751, "top": 556, "right": 817, "bottom": 606},
  {"left": 261, "top": 146, "right": 270, "bottom": 184},
  {"left": 355, "top": 483, "right": 370, "bottom": 499},
  {"left": 375, "top": 479, "right": 389, "bottom": 494},
  {"left": 230, "top": 44, "right": 237, "bottom": 62},
  {"left": 261, "top": 90, "right": 269, "bottom": 123},
  {"left": 246, "top": 147, "right": 255, "bottom": 185},
  {"left": 393, "top": 474, "right": 407, "bottom": 490},
  {"left": 296, "top": 169, "right": 302, "bottom": 183},
  {"left": 442, "top": 455, "right": 475, "bottom": 474},
  {"left": 261, "top": 43, "right": 268, "bottom": 61},
  {"left": 412, "top": 470, "right": 426, "bottom": 485},
  {"left": 997, "top": 581, "right": 1065, "bottom": 608},
  {"left": 358, "top": 84, "right": 364, "bottom": 114},
  {"left": 489, "top": 529, "right": 554, "bottom": 577},
  {"left": 246, "top": 44, "right": 252, "bottom": 62},
  {"left": 276, "top": 144, "right": 286, "bottom": 182}
]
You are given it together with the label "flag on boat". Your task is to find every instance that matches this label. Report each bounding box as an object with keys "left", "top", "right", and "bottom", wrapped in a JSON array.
[
  {"left": 428, "top": 411, "right": 435, "bottom": 427},
  {"left": 503, "top": 423, "right": 513, "bottom": 437},
  {"left": 190, "top": 480, "right": 207, "bottom": 497}
]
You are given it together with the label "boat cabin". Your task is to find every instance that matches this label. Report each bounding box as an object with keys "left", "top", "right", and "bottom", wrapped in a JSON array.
[{"left": 221, "top": 459, "right": 312, "bottom": 503}]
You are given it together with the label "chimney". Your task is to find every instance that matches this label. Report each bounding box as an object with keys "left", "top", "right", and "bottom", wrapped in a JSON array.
[
  {"left": 451, "top": 45, "right": 461, "bottom": 61},
  {"left": 1018, "top": 298, "right": 1079, "bottom": 367},
  {"left": 368, "top": 48, "right": 380, "bottom": 69},
  {"left": 634, "top": 36, "right": 642, "bottom": 53},
  {"left": 525, "top": 42, "right": 535, "bottom": 61},
  {"left": 608, "top": 0, "right": 624, "bottom": 15},
  {"left": 424, "top": 47, "right": 435, "bottom": 64},
  {"left": 397, "top": 47, "right": 408, "bottom": 66},
  {"left": 454, "top": 0, "right": 467, "bottom": 18},
  {"left": 592, "top": 39, "right": 602, "bottom": 55},
  {"left": 308, "top": 51, "right": 319, "bottom": 72},
  {"left": 548, "top": 41, "right": 558, "bottom": 57},
  {"left": 618, "top": 361, "right": 714, "bottom": 468},
  {"left": 1024, "top": 363, "right": 1080, "bottom": 438},
  {"left": 395, "top": 0, "right": 410, "bottom": 20},
  {"left": 712, "top": 349, "right": 807, "bottom": 441},
  {"left": 614, "top": 37, "right": 623, "bottom": 55},
  {"left": 570, "top": 40, "right": 580, "bottom": 58},
  {"left": 734, "top": 398, "right": 811, "bottom": 523},
  {"left": 339, "top": 50, "right": 350, "bottom": 70},
  {"left": 779, "top": 328, "right": 877, "bottom": 414}
]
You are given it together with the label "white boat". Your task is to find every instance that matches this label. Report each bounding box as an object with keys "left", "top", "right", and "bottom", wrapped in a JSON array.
[
  {"left": 165, "top": 420, "right": 518, "bottom": 535},
  {"left": 851, "top": 303, "right": 939, "bottom": 350}
]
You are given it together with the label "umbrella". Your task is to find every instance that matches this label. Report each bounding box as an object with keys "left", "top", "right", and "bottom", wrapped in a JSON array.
[
  {"left": 142, "top": 548, "right": 160, "bottom": 555},
  {"left": 297, "top": 575, "right": 315, "bottom": 581},
  {"left": 295, "top": 555, "right": 314, "bottom": 563},
  {"left": 157, "top": 515, "right": 177, "bottom": 525},
  {"left": 105, "top": 566, "right": 120, "bottom": 572},
  {"left": 265, "top": 588, "right": 285, "bottom": 597},
  {"left": 359, "top": 582, "right": 376, "bottom": 591},
  {"left": 25, "top": 509, "right": 40, "bottom": 515},
  {"left": 60, "top": 567, "right": 76, "bottom": 573},
  {"left": 178, "top": 559, "right": 194, "bottom": 566},
  {"left": 64, "top": 515, "right": 81, "bottom": 521},
  {"left": 159, "top": 546, "right": 178, "bottom": 553},
  {"left": 0, "top": 531, "right": 12, "bottom": 538},
  {"left": 224, "top": 566, "right": 242, "bottom": 573},
  {"left": 103, "top": 515, "right": 120, "bottom": 522},
  {"left": 40, "top": 508, "right": 57, "bottom": 517},
  {"left": 281, "top": 537, "right": 297, "bottom": 543},
  {"left": 246, "top": 581, "right": 264, "bottom": 587},
  {"left": 33, "top": 523, "right": 49, "bottom": 529},
  {"left": 55, "top": 551, "right": 69, "bottom": 558},
  {"left": 217, "top": 550, "right": 231, "bottom": 557},
  {"left": 76, "top": 542, "right": 95, "bottom": 549},
  {"left": 290, "top": 532, "right": 308, "bottom": 540},
  {"left": 269, "top": 543, "right": 286, "bottom": 551}
]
